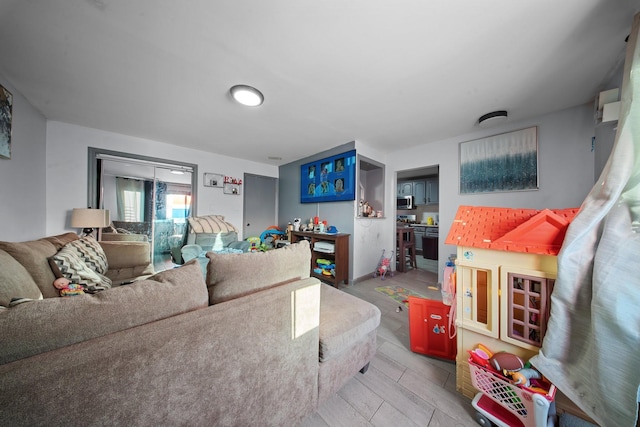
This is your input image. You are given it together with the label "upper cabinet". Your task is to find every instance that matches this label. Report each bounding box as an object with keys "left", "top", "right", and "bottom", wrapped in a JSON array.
[
  {"left": 413, "top": 181, "right": 426, "bottom": 204},
  {"left": 398, "top": 177, "right": 438, "bottom": 205},
  {"left": 397, "top": 182, "right": 413, "bottom": 197},
  {"left": 425, "top": 178, "right": 438, "bottom": 205}
]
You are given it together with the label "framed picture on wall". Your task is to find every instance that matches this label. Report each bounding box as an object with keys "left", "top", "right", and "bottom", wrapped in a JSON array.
[
  {"left": 459, "top": 127, "right": 538, "bottom": 194},
  {"left": 0, "top": 83, "right": 12, "bottom": 160},
  {"left": 300, "top": 150, "right": 356, "bottom": 203},
  {"left": 203, "top": 173, "right": 224, "bottom": 188}
]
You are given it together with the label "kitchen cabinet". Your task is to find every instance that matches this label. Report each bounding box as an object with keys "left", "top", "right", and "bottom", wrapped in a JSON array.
[
  {"left": 425, "top": 178, "right": 438, "bottom": 204},
  {"left": 413, "top": 181, "right": 426, "bottom": 205},
  {"left": 398, "top": 179, "right": 437, "bottom": 205},
  {"left": 412, "top": 226, "right": 425, "bottom": 252},
  {"left": 397, "top": 182, "right": 413, "bottom": 197}
]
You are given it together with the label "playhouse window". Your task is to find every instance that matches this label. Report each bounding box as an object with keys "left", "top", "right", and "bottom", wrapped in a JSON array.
[
  {"left": 507, "top": 273, "right": 554, "bottom": 347},
  {"left": 459, "top": 266, "right": 498, "bottom": 338}
]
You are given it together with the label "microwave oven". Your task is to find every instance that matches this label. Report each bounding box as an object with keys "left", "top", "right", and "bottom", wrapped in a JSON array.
[{"left": 397, "top": 195, "right": 415, "bottom": 210}]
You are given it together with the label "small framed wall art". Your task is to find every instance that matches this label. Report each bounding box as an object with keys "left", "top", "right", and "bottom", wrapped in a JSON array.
[
  {"left": 223, "top": 183, "right": 241, "bottom": 195},
  {"left": 203, "top": 173, "right": 224, "bottom": 188},
  {"left": 0, "top": 83, "right": 13, "bottom": 160}
]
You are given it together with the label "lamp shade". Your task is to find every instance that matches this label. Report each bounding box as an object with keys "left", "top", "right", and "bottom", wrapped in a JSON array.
[{"left": 71, "top": 208, "right": 110, "bottom": 228}]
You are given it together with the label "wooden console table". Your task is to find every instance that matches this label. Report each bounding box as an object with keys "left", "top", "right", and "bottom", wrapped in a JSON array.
[{"left": 290, "top": 231, "right": 350, "bottom": 287}]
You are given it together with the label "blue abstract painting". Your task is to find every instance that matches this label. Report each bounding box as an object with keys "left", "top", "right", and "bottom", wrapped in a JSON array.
[{"left": 460, "top": 127, "right": 538, "bottom": 194}]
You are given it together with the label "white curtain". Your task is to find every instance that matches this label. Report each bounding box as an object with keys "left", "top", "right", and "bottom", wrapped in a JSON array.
[
  {"left": 115, "top": 177, "right": 145, "bottom": 222},
  {"left": 530, "top": 13, "right": 640, "bottom": 427}
]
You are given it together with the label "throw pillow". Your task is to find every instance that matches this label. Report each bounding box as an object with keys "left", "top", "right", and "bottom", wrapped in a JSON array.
[
  {"left": 48, "top": 246, "right": 112, "bottom": 291},
  {"left": 0, "top": 249, "right": 43, "bottom": 307},
  {"left": 63, "top": 236, "right": 109, "bottom": 274},
  {"left": 188, "top": 215, "right": 237, "bottom": 234}
]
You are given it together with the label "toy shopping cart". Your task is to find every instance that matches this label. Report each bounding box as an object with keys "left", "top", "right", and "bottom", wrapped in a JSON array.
[
  {"left": 373, "top": 249, "right": 394, "bottom": 280},
  {"left": 468, "top": 358, "right": 556, "bottom": 427}
]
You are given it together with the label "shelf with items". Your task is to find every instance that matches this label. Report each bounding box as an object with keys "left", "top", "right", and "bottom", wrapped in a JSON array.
[{"left": 290, "top": 231, "right": 350, "bottom": 287}]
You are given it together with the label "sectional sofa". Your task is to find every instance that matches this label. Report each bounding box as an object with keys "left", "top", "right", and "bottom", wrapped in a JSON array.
[{"left": 0, "top": 233, "right": 380, "bottom": 426}]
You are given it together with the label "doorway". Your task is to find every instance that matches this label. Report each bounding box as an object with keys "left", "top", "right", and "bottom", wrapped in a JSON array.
[
  {"left": 396, "top": 165, "right": 439, "bottom": 275},
  {"left": 243, "top": 173, "right": 278, "bottom": 241}
]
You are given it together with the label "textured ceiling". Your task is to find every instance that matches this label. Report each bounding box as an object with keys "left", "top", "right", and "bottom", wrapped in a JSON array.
[{"left": 0, "top": 0, "right": 637, "bottom": 166}]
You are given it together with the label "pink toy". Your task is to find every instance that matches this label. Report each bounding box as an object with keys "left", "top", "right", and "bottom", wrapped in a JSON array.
[{"left": 373, "top": 249, "right": 394, "bottom": 280}]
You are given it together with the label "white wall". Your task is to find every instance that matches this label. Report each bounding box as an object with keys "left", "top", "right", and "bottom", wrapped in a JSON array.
[
  {"left": 45, "top": 121, "right": 278, "bottom": 237},
  {"left": 0, "top": 77, "right": 47, "bottom": 241},
  {"left": 353, "top": 142, "right": 392, "bottom": 280},
  {"left": 384, "top": 103, "right": 596, "bottom": 280}
]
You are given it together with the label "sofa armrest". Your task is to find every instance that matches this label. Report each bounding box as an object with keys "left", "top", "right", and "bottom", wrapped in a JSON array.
[
  {"left": 100, "top": 241, "right": 154, "bottom": 284},
  {"left": 100, "top": 241, "right": 150, "bottom": 268},
  {"left": 0, "top": 277, "right": 322, "bottom": 426},
  {"left": 181, "top": 244, "right": 203, "bottom": 263}
]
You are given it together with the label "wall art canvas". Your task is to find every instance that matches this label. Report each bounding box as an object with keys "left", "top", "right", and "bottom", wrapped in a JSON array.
[
  {"left": 459, "top": 127, "right": 538, "bottom": 194},
  {"left": 300, "top": 149, "right": 356, "bottom": 203},
  {"left": 0, "top": 83, "right": 12, "bottom": 159}
]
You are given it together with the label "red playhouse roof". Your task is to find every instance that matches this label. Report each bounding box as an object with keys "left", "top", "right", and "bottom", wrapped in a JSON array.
[{"left": 444, "top": 205, "right": 580, "bottom": 255}]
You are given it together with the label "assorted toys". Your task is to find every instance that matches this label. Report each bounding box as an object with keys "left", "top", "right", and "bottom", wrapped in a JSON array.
[
  {"left": 468, "top": 343, "right": 557, "bottom": 427},
  {"left": 52, "top": 277, "right": 85, "bottom": 297},
  {"left": 315, "top": 258, "right": 335, "bottom": 277}
]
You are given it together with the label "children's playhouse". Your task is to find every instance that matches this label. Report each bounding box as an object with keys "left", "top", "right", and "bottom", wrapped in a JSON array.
[{"left": 444, "top": 205, "right": 579, "bottom": 400}]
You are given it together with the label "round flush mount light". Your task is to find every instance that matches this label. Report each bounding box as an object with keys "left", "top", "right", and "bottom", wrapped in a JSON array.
[
  {"left": 478, "top": 110, "right": 508, "bottom": 128},
  {"left": 230, "top": 85, "right": 264, "bottom": 107}
]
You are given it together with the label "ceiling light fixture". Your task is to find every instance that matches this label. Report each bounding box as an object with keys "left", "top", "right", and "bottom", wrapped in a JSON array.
[
  {"left": 478, "top": 110, "right": 508, "bottom": 128},
  {"left": 230, "top": 85, "right": 264, "bottom": 107},
  {"left": 170, "top": 169, "right": 185, "bottom": 175}
]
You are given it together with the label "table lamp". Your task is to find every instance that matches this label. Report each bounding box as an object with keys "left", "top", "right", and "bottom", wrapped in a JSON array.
[{"left": 71, "top": 208, "right": 110, "bottom": 237}]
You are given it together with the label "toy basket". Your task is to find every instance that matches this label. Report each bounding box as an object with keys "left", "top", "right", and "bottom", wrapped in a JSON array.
[{"left": 468, "top": 358, "right": 556, "bottom": 427}]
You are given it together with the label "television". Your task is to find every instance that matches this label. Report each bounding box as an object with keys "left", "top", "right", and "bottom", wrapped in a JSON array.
[{"left": 300, "top": 150, "right": 356, "bottom": 203}]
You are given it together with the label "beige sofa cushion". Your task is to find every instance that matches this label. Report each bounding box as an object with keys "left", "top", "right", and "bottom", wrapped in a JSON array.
[
  {"left": 0, "top": 250, "right": 43, "bottom": 307},
  {"left": 318, "top": 283, "right": 381, "bottom": 362},
  {"left": 100, "top": 241, "right": 151, "bottom": 268},
  {"left": 0, "top": 236, "right": 74, "bottom": 299},
  {"left": 206, "top": 240, "right": 311, "bottom": 304},
  {"left": 0, "top": 259, "right": 208, "bottom": 365}
]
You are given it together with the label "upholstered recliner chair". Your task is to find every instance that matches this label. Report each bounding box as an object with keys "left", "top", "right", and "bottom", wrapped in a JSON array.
[{"left": 181, "top": 215, "right": 250, "bottom": 273}]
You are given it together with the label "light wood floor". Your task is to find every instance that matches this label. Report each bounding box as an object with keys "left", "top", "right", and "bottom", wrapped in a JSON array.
[{"left": 301, "top": 259, "right": 479, "bottom": 427}]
